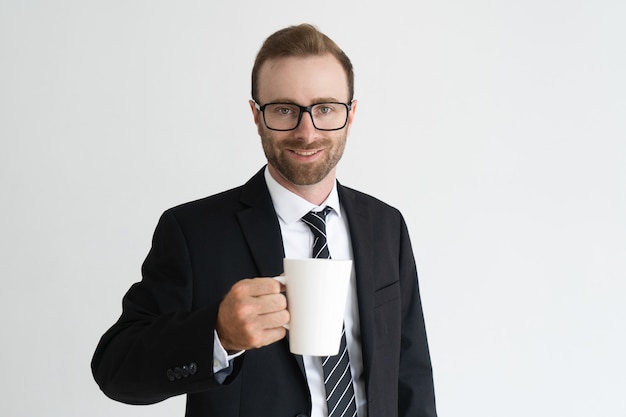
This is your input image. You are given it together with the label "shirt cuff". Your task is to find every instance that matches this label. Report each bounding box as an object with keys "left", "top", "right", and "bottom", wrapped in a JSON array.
[{"left": 213, "top": 330, "right": 245, "bottom": 382}]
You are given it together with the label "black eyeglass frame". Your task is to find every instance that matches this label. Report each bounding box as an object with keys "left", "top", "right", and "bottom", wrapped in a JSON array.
[{"left": 253, "top": 101, "right": 353, "bottom": 131}]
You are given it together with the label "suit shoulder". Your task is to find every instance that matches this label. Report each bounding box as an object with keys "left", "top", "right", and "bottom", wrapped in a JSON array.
[
  {"left": 161, "top": 185, "right": 245, "bottom": 221},
  {"left": 162, "top": 168, "right": 268, "bottom": 220},
  {"left": 339, "top": 185, "right": 404, "bottom": 218}
]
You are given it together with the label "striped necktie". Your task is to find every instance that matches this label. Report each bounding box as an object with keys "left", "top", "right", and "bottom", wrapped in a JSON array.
[{"left": 301, "top": 208, "right": 357, "bottom": 417}]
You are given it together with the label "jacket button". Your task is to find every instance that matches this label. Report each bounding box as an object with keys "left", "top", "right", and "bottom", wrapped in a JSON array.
[
  {"left": 189, "top": 362, "right": 198, "bottom": 375},
  {"left": 166, "top": 369, "right": 175, "bottom": 381},
  {"left": 174, "top": 367, "right": 182, "bottom": 379},
  {"left": 181, "top": 365, "right": 190, "bottom": 378}
]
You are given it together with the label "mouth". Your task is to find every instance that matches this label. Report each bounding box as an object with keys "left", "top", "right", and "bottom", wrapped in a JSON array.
[{"left": 292, "top": 149, "right": 320, "bottom": 157}]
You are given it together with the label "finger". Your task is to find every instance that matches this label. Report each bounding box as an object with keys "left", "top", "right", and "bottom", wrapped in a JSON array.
[
  {"left": 260, "top": 326, "right": 288, "bottom": 346},
  {"left": 229, "top": 316, "right": 288, "bottom": 350},
  {"left": 259, "top": 308, "right": 290, "bottom": 330},
  {"left": 249, "top": 277, "right": 284, "bottom": 295},
  {"left": 254, "top": 292, "right": 287, "bottom": 315},
  {"left": 230, "top": 278, "right": 282, "bottom": 299}
]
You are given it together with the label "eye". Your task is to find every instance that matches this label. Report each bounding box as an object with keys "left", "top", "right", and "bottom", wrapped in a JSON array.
[
  {"left": 314, "top": 104, "right": 335, "bottom": 115},
  {"left": 269, "top": 104, "right": 298, "bottom": 117}
]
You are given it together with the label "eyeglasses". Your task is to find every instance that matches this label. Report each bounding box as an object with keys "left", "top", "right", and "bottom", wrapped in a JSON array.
[{"left": 254, "top": 101, "right": 352, "bottom": 131}]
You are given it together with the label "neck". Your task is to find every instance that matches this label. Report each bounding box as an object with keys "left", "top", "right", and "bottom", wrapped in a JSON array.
[{"left": 268, "top": 165, "right": 336, "bottom": 206}]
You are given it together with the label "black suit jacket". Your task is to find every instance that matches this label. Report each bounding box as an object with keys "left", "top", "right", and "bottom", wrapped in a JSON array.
[{"left": 92, "top": 168, "right": 437, "bottom": 417}]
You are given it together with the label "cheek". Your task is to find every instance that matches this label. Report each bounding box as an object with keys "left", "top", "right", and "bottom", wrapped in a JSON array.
[{"left": 257, "top": 121, "right": 272, "bottom": 139}]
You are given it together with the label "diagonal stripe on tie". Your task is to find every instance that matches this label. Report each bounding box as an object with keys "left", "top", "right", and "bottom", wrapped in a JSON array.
[{"left": 301, "top": 208, "right": 357, "bottom": 417}]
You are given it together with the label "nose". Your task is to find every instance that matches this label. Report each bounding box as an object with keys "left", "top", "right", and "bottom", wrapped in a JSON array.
[{"left": 294, "top": 110, "right": 317, "bottom": 139}]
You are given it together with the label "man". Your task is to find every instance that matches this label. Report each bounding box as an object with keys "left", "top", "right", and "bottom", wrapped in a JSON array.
[{"left": 92, "top": 23, "right": 437, "bottom": 417}]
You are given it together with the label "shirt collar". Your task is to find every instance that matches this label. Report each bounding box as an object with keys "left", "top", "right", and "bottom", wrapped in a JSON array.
[{"left": 264, "top": 166, "right": 342, "bottom": 225}]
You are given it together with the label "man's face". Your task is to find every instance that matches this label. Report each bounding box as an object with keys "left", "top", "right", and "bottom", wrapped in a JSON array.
[{"left": 251, "top": 54, "right": 356, "bottom": 187}]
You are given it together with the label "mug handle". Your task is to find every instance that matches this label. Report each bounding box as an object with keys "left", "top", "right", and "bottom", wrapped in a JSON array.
[
  {"left": 272, "top": 275, "right": 286, "bottom": 285},
  {"left": 272, "top": 276, "right": 289, "bottom": 329}
]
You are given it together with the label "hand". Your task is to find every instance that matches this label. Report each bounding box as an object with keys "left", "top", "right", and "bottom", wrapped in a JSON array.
[{"left": 216, "top": 278, "right": 289, "bottom": 352}]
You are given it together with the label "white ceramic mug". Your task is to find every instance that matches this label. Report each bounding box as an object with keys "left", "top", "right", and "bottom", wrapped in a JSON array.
[{"left": 274, "top": 258, "right": 353, "bottom": 356}]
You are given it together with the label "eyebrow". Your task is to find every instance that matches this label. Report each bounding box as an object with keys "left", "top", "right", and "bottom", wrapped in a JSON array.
[{"left": 266, "top": 97, "right": 343, "bottom": 105}]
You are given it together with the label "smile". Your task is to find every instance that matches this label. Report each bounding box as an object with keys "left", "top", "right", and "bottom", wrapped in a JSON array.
[{"left": 292, "top": 150, "right": 320, "bottom": 156}]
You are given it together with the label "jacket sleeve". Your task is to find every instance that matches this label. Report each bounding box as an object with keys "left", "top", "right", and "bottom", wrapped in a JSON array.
[
  {"left": 397, "top": 215, "right": 438, "bottom": 417},
  {"left": 91, "top": 210, "right": 238, "bottom": 405}
]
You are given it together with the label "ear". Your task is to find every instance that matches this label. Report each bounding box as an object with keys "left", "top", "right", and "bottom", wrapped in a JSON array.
[
  {"left": 249, "top": 100, "right": 261, "bottom": 125},
  {"left": 345, "top": 99, "right": 357, "bottom": 136}
]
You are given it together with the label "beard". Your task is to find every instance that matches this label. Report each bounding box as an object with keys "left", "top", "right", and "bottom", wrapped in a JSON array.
[{"left": 260, "top": 132, "right": 347, "bottom": 186}]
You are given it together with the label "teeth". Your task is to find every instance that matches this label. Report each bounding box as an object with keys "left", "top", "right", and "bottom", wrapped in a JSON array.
[{"left": 295, "top": 150, "right": 317, "bottom": 156}]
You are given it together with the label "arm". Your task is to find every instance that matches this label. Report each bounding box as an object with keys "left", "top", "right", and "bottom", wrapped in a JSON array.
[
  {"left": 397, "top": 216, "right": 438, "bottom": 417},
  {"left": 91, "top": 210, "right": 222, "bottom": 404},
  {"left": 91, "top": 209, "right": 289, "bottom": 404}
]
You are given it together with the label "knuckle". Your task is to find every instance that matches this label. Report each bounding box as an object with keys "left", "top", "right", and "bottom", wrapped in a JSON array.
[
  {"left": 234, "top": 304, "right": 253, "bottom": 321},
  {"left": 241, "top": 320, "right": 258, "bottom": 336},
  {"left": 230, "top": 280, "right": 249, "bottom": 298},
  {"left": 247, "top": 332, "right": 264, "bottom": 348},
  {"left": 277, "top": 293, "right": 287, "bottom": 309}
]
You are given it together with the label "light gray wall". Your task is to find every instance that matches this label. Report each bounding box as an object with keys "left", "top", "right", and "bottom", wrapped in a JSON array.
[{"left": 1, "top": 1, "right": 624, "bottom": 416}]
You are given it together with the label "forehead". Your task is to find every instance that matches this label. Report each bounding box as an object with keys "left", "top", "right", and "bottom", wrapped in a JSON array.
[{"left": 256, "top": 54, "right": 349, "bottom": 103}]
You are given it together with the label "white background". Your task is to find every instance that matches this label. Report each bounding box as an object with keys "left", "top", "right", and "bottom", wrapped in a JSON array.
[{"left": 1, "top": 1, "right": 624, "bottom": 416}]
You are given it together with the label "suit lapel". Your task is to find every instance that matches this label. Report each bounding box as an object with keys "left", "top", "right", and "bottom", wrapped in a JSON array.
[
  {"left": 236, "top": 168, "right": 285, "bottom": 277},
  {"left": 338, "top": 184, "right": 376, "bottom": 391},
  {"left": 236, "top": 168, "right": 306, "bottom": 374}
]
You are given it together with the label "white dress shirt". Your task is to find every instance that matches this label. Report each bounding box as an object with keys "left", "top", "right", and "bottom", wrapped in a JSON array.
[{"left": 264, "top": 168, "right": 367, "bottom": 417}]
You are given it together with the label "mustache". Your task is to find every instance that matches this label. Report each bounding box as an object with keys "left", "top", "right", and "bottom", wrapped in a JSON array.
[{"left": 279, "top": 138, "right": 332, "bottom": 149}]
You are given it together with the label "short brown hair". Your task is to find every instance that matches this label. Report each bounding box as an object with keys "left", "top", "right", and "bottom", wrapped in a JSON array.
[{"left": 251, "top": 23, "right": 354, "bottom": 102}]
